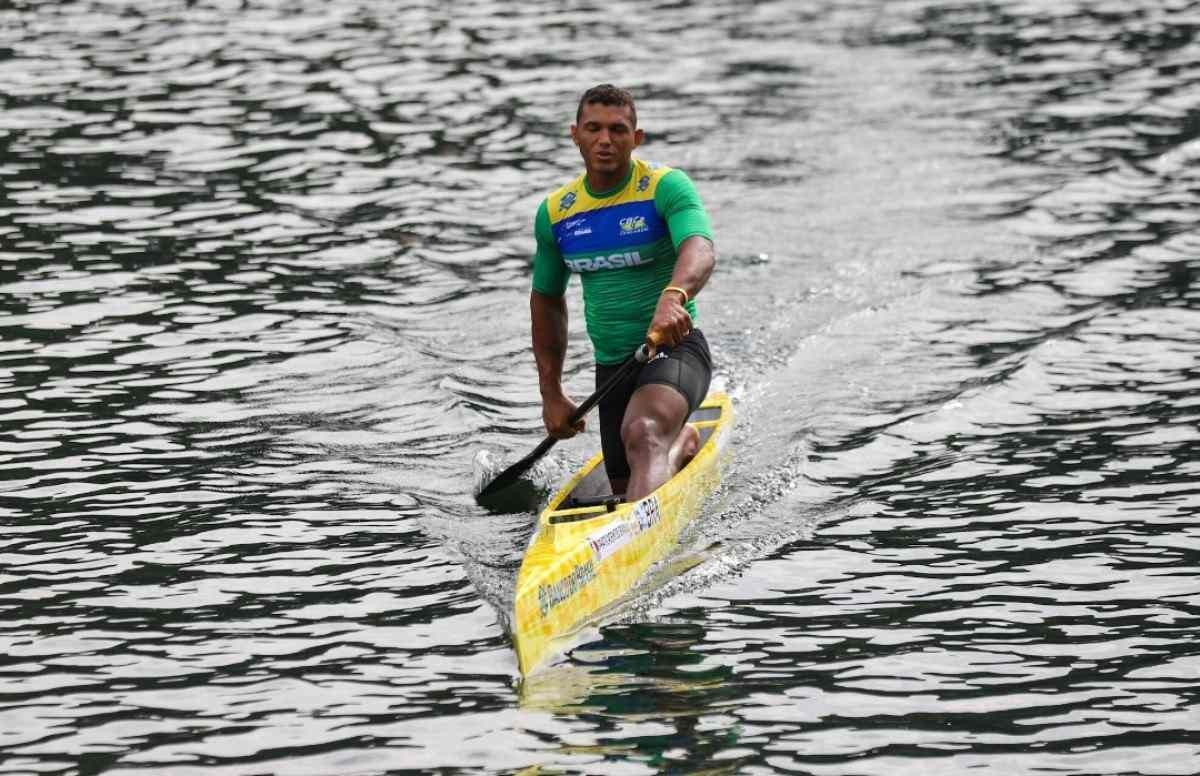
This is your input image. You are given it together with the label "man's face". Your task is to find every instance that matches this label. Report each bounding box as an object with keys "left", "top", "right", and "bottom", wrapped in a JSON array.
[{"left": 571, "top": 102, "right": 643, "bottom": 177}]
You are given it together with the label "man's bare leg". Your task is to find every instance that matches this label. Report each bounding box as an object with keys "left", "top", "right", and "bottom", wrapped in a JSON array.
[
  {"left": 608, "top": 423, "right": 697, "bottom": 498},
  {"left": 621, "top": 384, "right": 698, "bottom": 502}
]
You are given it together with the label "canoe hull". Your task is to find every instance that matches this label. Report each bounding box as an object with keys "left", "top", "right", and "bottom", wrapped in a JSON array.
[{"left": 512, "top": 392, "right": 733, "bottom": 675}]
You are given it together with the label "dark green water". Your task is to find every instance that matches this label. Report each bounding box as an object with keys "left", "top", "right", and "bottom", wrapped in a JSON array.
[{"left": 1, "top": 1, "right": 1197, "bottom": 774}]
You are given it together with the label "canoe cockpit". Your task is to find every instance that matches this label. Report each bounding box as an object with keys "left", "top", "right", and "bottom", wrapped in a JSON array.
[{"left": 548, "top": 402, "right": 726, "bottom": 522}]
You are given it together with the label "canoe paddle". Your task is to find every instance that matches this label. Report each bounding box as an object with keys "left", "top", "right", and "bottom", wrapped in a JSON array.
[{"left": 475, "top": 341, "right": 653, "bottom": 511}]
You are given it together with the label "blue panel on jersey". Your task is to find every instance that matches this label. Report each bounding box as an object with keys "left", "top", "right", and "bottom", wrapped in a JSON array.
[{"left": 552, "top": 200, "right": 666, "bottom": 256}]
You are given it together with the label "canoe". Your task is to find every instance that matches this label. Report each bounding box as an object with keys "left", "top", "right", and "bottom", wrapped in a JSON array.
[{"left": 512, "top": 391, "right": 734, "bottom": 675}]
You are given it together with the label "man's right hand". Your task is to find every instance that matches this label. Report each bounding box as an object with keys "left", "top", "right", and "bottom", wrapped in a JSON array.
[{"left": 542, "top": 391, "right": 585, "bottom": 439}]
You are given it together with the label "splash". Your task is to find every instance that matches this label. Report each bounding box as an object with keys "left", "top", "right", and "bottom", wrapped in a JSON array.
[{"left": 473, "top": 447, "right": 574, "bottom": 514}]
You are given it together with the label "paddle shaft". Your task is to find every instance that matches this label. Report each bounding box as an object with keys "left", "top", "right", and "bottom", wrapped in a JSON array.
[{"left": 477, "top": 343, "right": 651, "bottom": 499}]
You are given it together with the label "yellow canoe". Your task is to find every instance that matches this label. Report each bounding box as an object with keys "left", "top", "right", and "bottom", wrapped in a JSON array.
[{"left": 512, "top": 392, "right": 734, "bottom": 675}]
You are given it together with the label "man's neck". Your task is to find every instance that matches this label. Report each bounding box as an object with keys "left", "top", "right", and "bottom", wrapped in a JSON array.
[{"left": 584, "top": 163, "right": 632, "bottom": 197}]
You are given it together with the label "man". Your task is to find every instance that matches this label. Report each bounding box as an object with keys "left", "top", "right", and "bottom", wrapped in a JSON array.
[{"left": 530, "top": 84, "right": 716, "bottom": 502}]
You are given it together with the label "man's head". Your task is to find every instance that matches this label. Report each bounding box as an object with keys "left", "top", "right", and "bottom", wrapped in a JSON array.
[
  {"left": 571, "top": 84, "right": 644, "bottom": 184},
  {"left": 575, "top": 84, "right": 637, "bottom": 127}
]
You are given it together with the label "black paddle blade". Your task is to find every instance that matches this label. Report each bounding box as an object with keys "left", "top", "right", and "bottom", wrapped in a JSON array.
[
  {"left": 473, "top": 345, "right": 648, "bottom": 514},
  {"left": 477, "top": 451, "right": 533, "bottom": 497},
  {"left": 476, "top": 474, "right": 542, "bottom": 514},
  {"left": 475, "top": 448, "right": 544, "bottom": 513},
  {"left": 475, "top": 438, "right": 556, "bottom": 512}
]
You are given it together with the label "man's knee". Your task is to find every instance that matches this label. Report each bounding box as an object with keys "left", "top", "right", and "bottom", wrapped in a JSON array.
[{"left": 621, "top": 413, "right": 671, "bottom": 458}]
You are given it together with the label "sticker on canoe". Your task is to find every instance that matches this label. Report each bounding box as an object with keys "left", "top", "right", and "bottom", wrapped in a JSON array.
[
  {"left": 538, "top": 559, "right": 597, "bottom": 617},
  {"left": 587, "top": 520, "right": 633, "bottom": 562},
  {"left": 633, "top": 495, "right": 661, "bottom": 532},
  {"left": 586, "top": 495, "right": 661, "bottom": 561}
]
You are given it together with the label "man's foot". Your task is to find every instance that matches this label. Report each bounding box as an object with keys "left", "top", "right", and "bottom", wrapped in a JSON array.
[{"left": 667, "top": 422, "right": 700, "bottom": 473}]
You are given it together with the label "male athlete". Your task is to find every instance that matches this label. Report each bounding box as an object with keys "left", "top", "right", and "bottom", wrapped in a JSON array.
[{"left": 530, "top": 84, "right": 716, "bottom": 502}]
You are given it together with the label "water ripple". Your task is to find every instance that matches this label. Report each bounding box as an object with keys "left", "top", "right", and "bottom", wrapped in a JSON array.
[{"left": 3, "top": 0, "right": 1200, "bottom": 772}]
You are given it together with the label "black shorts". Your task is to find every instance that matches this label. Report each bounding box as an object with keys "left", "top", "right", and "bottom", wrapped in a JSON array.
[{"left": 595, "top": 329, "right": 713, "bottom": 484}]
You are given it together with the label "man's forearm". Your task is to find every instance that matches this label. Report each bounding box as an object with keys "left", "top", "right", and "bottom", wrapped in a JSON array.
[
  {"left": 668, "top": 236, "right": 715, "bottom": 298},
  {"left": 530, "top": 290, "right": 568, "bottom": 397}
]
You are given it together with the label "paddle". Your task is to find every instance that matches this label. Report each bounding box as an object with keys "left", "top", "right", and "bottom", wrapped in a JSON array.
[{"left": 476, "top": 341, "right": 653, "bottom": 511}]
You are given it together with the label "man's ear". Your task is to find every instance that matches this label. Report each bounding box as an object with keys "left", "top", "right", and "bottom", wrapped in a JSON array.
[
  {"left": 634, "top": 127, "right": 645, "bottom": 148},
  {"left": 570, "top": 124, "right": 579, "bottom": 146}
]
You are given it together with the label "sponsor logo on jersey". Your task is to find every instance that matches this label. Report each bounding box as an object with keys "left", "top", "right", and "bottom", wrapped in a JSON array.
[
  {"left": 564, "top": 251, "right": 650, "bottom": 272},
  {"left": 619, "top": 216, "right": 648, "bottom": 235},
  {"left": 560, "top": 191, "right": 577, "bottom": 211},
  {"left": 559, "top": 217, "right": 592, "bottom": 237}
]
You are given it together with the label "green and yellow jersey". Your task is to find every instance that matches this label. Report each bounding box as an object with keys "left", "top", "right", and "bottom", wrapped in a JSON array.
[{"left": 532, "top": 158, "right": 713, "bottom": 365}]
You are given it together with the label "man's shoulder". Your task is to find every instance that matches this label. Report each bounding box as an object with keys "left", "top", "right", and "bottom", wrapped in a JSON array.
[
  {"left": 650, "top": 163, "right": 706, "bottom": 208},
  {"left": 543, "top": 172, "right": 588, "bottom": 224},
  {"left": 631, "top": 159, "right": 678, "bottom": 196}
]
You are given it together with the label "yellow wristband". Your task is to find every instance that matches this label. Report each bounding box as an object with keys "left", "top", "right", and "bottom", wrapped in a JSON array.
[{"left": 662, "top": 286, "right": 689, "bottom": 304}]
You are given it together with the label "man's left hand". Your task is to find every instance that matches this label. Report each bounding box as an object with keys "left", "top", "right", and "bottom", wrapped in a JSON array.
[{"left": 647, "top": 291, "right": 691, "bottom": 350}]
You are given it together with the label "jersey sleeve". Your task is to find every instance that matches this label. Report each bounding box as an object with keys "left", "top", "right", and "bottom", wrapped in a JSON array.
[
  {"left": 655, "top": 169, "right": 714, "bottom": 250},
  {"left": 531, "top": 199, "right": 569, "bottom": 296}
]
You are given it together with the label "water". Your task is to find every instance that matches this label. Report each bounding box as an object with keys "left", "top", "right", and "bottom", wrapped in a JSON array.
[{"left": 2, "top": 0, "right": 1198, "bottom": 773}]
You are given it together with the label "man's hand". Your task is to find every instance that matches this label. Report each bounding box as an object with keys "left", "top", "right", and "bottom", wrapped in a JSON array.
[
  {"left": 542, "top": 390, "right": 585, "bottom": 439},
  {"left": 647, "top": 290, "right": 692, "bottom": 350}
]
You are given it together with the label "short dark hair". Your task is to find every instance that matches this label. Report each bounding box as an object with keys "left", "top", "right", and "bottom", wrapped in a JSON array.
[{"left": 575, "top": 84, "right": 637, "bottom": 127}]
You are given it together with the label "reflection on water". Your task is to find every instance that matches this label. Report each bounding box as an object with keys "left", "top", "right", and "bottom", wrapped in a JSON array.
[{"left": 1, "top": 0, "right": 1197, "bottom": 772}]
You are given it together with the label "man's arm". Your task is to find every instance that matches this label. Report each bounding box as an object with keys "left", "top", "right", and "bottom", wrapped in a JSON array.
[
  {"left": 531, "top": 289, "right": 567, "bottom": 398},
  {"left": 529, "top": 198, "right": 581, "bottom": 439},
  {"left": 649, "top": 166, "right": 717, "bottom": 347},
  {"left": 648, "top": 236, "right": 714, "bottom": 346},
  {"left": 531, "top": 290, "right": 583, "bottom": 438}
]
